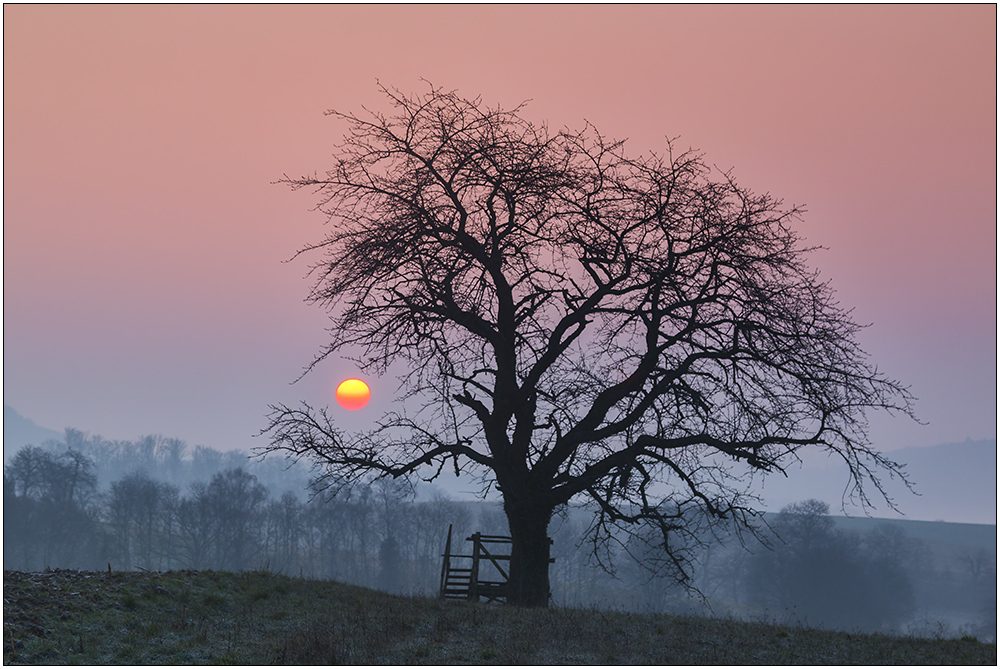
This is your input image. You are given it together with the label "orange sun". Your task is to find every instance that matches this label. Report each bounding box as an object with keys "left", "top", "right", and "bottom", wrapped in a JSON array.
[{"left": 336, "top": 378, "right": 371, "bottom": 411}]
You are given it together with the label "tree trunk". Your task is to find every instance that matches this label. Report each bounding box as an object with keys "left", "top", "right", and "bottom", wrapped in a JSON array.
[{"left": 504, "top": 502, "right": 553, "bottom": 607}]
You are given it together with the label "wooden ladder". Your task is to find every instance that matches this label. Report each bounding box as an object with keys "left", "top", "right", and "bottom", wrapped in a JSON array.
[{"left": 439, "top": 524, "right": 475, "bottom": 599}]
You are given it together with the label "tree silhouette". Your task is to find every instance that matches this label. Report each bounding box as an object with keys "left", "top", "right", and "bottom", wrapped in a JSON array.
[
  {"left": 747, "top": 500, "right": 915, "bottom": 631},
  {"left": 3, "top": 446, "right": 101, "bottom": 570},
  {"left": 261, "top": 84, "right": 915, "bottom": 607}
]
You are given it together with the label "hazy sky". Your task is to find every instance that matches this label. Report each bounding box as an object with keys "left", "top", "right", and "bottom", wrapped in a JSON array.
[{"left": 4, "top": 5, "right": 996, "bottom": 462}]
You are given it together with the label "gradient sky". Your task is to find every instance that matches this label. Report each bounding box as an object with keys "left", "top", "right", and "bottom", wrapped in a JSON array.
[{"left": 4, "top": 6, "right": 996, "bottom": 471}]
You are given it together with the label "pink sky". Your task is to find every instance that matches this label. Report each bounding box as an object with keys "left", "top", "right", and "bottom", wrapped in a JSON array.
[{"left": 4, "top": 5, "right": 996, "bottom": 461}]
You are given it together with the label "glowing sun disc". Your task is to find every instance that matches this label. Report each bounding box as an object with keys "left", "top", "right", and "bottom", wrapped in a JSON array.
[{"left": 336, "top": 378, "right": 371, "bottom": 411}]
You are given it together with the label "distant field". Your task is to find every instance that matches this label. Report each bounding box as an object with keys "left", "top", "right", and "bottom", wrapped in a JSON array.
[
  {"left": 822, "top": 515, "right": 997, "bottom": 552},
  {"left": 4, "top": 569, "right": 996, "bottom": 665}
]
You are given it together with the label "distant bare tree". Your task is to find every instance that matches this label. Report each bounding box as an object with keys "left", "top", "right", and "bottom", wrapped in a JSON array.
[
  {"left": 747, "top": 500, "right": 915, "bottom": 631},
  {"left": 261, "top": 84, "right": 916, "bottom": 606},
  {"left": 3, "top": 446, "right": 100, "bottom": 569},
  {"left": 173, "top": 481, "right": 217, "bottom": 569},
  {"left": 157, "top": 437, "right": 188, "bottom": 486},
  {"left": 206, "top": 468, "right": 269, "bottom": 570},
  {"left": 4, "top": 445, "right": 50, "bottom": 500},
  {"left": 373, "top": 478, "right": 413, "bottom": 592},
  {"left": 960, "top": 547, "right": 996, "bottom": 585},
  {"left": 264, "top": 491, "right": 305, "bottom": 574},
  {"left": 106, "top": 471, "right": 178, "bottom": 570}
]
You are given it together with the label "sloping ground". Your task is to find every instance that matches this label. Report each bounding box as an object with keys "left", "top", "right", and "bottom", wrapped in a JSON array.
[
  {"left": 754, "top": 439, "right": 998, "bottom": 525},
  {"left": 3, "top": 569, "right": 995, "bottom": 665},
  {"left": 826, "top": 515, "right": 996, "bottom": 552}
]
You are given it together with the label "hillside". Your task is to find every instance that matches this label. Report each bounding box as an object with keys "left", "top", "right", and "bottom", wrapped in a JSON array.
[
  {"left": 825, "top": 515, "right": 996, "bottom": 553},
  {"left": 754, "top": 438, "right": 997, "bottom": 524},
  {"left": 3, "top": 406, "right": 63, "bottom": 460},
  {"left": 3, "top": 569, "right": 995, "bottom": 665}
]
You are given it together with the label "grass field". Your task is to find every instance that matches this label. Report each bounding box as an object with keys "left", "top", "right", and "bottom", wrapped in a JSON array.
[{"left": 4, "top": 568, "right": 996, "bottom": 665}]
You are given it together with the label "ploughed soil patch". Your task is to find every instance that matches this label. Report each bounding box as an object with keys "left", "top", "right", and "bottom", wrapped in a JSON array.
[{"left": 3, "top": 569, "right": 996, "bottom": 665}]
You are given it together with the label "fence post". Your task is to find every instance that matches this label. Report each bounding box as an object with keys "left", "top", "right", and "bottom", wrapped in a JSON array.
[
  {"left": 469, "top": 532, "right": 481, "bottom": 601},
  {"left": 438, "top": 524, "right": 453, "bottom": 599}
]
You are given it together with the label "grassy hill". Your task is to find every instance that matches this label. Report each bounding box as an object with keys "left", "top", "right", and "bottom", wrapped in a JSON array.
[
  {"left": 4, "top": 569, "right": 995, "bottom": 665},
  {"left": 824, "top": 515, "right": 996, "bottom": 552}
]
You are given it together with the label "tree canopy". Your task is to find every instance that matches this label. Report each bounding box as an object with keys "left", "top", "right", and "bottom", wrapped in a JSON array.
[{"left": 261, "top": 84, "right": 915, "bottom": 606}]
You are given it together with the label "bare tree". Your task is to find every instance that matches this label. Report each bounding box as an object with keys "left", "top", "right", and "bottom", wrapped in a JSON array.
[
  {"left": 173, "top": 481, "right": 217, "bottom": 569},
  {"left": 263, "top": 491, "right": 305, "bottom": 575},
  {"left": 106, "top": 471, "right": 178, "bottom": 570},
  {"left": 3, "top": 446, "right": 100, "bottom": 569},
  {"left": 206, "top": 468, "right": 269, "bottom": 571},
  {"left": 4, "top": 445, "right": 50, "bottom": 500},
  {"left": 261, "top": 84, "right": 915, "bottom": 606},
  {"left": 747, "top": 500, "right": 915, "bottom": 631}
]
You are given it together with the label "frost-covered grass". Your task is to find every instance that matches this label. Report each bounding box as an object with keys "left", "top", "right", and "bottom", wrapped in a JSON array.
[{"left": 4, "top": 568, "right": 995, "bottom": 665}]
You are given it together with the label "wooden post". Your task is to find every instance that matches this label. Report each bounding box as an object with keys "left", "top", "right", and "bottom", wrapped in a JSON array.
[
  {"left": 469, "top": 532, "right": 481, "bottom": 602},
  {"left": 438, "top": 524, "right": 453, "bottom": 599}
]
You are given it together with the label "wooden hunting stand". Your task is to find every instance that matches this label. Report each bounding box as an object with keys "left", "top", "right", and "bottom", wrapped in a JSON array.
[{"left": 438, "top": 524, "right": 553, "bottom": 603}]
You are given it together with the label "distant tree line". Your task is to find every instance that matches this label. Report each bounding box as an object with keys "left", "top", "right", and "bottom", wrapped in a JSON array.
[
  {"left": 2, "top": 437, "right": 474, "bottom": 595},
  {"left": 2, "top": 436, "right": 994, "bottom": 640}
]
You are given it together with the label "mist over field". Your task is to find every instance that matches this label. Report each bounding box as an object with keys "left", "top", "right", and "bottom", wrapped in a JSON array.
[{"left": 4, "top": 407, "right": 995, "bottom": 642}]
